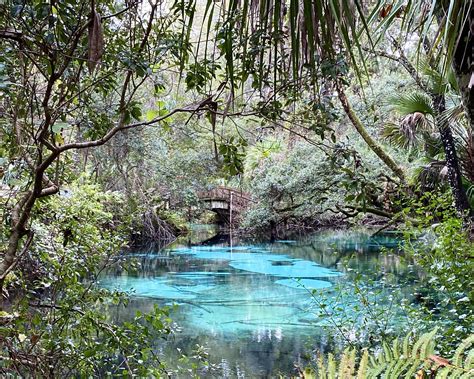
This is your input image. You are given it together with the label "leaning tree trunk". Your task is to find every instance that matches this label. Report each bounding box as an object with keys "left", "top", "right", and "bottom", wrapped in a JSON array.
[{"left": 335, "top": 81, "right": 407, "bottom": 184}]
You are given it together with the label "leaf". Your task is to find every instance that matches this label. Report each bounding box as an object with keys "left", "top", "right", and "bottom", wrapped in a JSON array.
[
  {"left": 130, "top": 106, "right": 142, "bottom": 121},
  {"left": 391, "top": 92, "right": 435, "bottom": 117},
  {"left": 379, "top": 4, "right": 393, "bottom": 19},
  {"left": 54, "top": 133, "right": 64, "bottom": 145},
  {"left": 30, "top": 334, "right": 40, "bottom": 345},
  {"left": 146, "top": 109, "right": 158, "bottom": 122},
  {"left": 429, "top": 355, "right": 451, "bottom": 367},
  {"left": 88, "top": 9, "right": 104, "bottom": 73},
  {"left": 51, "top": 122, "right": 69, "bottom": 133},
  {"left": 18, "top": 333, "right": 27, "bottom": 342}
]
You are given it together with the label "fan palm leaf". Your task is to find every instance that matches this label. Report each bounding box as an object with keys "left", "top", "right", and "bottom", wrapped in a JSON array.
[
  {"left": 391, "top": 92, "right": 436, "bottom": 117},
  {"left": 383, "top": 92, "right": 435, "bottom": 149},
  {"left": 413, "top": 159, "right": 448, "bottom": 190}
]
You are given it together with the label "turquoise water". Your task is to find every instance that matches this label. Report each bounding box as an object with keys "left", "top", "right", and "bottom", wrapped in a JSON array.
[{"left": 100, "top": 229, "right": 415, "bottom": 377}]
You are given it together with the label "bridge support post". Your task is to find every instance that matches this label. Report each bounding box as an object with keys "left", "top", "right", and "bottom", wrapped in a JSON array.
[
  {"left": 230, "top": 191, "right": 234, "bottom": 227},
  {"left": 230, "top": 191, "right": 234, "bottom": 250}
]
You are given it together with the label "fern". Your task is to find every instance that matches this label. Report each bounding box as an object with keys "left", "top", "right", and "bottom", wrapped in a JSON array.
[{"left": 302, "top": 331, "right": 474, "bottom": 378}]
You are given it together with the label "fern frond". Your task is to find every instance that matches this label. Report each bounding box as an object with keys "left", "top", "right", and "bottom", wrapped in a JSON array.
[
  {"left": 392, "top": 338, "right": 400, "bottom": 360},
  {"left": 465, "top": 349, "right": 474, "bottom": 368},
  {"left": 403, "top": 333, "right": 412, "bottom": 357},
  {"left": 356, "top": 350, "right": 368, "bottom": 379},
  {"left": 327, "top": 353, "right": 336, "bottom": 378},
  {"left": 303, "top": 367, "right": 317, "bottom": 379},
  {"left": 411, "top": 329, "right": 436, "bottom": 359},
  {"left": 337, "top": 349, "right": 350, "bottom": 378},
  {"left": 388, "top": 358, "right": 414, "bottom": 378},
  {"left": 437, "top": 367, "right": 454, "bottom": 379},
  {"left": 403, "top": 360, "right": 424, "bottom": 379},
  {"left": 453, "top": 335, "right": 474, "bottom": 366},
  {"left": 383, "top": 341, "right": 392, "bottom": 361},
  {"left": 317, "top": 354, "right": 326, "bottom": 379},
  {"left": 303, "top": 332, "right": 473, "bottom": 379},
  {"left": 420, "top": 330, "right": 436, "bottom": 358}
]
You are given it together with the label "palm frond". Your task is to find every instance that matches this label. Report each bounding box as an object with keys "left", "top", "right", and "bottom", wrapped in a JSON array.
[
  {"left": 440, "top": 104, "right": 466, "bottom": 127},
  {"left": 373, "top": 1, "right": 472, "bottom": 80},
  {"left": 391, "top": 92, "right": 435, "bottom": 117},
  {"left": 382, "top": 123, "right": 420, "bottom": 149},
  {"left": 467, "top": 185, "right": 474, "bottom": 207},
  {"left": 176, "top": 0, "right": 371, "bottom": 92},
  {"left": 383, "top": 92, "right": 436, "bottom": 149},
  {"left": 418, "top": 58, "right": 459, "bottom": 95},
  {"left": 413, "top": 160, "right": 448, "bottom": 191}
]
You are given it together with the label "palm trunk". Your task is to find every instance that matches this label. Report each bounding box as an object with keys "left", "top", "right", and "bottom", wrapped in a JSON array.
[
  {"left": 452, "top": 3, "right": 474, "bottom": 130},
  {"left": 440, "top": 3, "right": 473, "bottom": 217},
  {"left": 433, "top": 95, "right": 472, "bottom": 216}
]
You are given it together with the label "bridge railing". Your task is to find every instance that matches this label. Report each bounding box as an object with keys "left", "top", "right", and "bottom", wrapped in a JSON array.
[{"left": 197, "top": 186, "right": 253, "bottom": 211}]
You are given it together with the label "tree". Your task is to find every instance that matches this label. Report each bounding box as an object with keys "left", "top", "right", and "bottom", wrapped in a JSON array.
[
  {"left": 0, "top": 0, "right": 208, "bottom": 294},
  {"left": 182, "top": 0, "right": 473, "bottom": 216},
  {"left": 375, "top": 38, "right": 472, "bottom": 214}
]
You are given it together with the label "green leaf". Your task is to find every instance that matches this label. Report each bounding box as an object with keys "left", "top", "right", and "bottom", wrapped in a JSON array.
[
  {"left": 131, "top": 106, "right": 142, "bottom": 121},
  {"left": 51, "top": 122, "right": 70, "bottom": 133},
  {"left": 146, "top": 109, "right": 158, "bottom": 122}
]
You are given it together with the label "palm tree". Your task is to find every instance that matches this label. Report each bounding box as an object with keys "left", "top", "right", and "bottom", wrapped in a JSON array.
[{"left": 179, "top": 0, "right": 473, "bottom": 216}]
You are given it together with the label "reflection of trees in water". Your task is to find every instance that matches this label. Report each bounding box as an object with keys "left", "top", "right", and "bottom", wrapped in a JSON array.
[
  {"left": 113, "top": 230, "right": 422, "bottom": 288},
  {"left": 159, "top": 325, "right": 341, "bottom": 377},
  {"left": 103, "top": 230, "right": 426, "bottom": 378}
]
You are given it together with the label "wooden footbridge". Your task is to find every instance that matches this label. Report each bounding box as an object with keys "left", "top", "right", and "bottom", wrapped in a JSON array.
[{"left": 198, "top": 186, "right": 253, "bottom": 226}]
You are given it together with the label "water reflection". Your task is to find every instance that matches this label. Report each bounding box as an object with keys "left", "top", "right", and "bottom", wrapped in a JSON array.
[{"left": 100, "top": 228, "right": 416, "bottom": 377}]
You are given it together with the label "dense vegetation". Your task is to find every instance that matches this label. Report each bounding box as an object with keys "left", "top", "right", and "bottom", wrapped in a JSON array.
[{"left": 0, "top": 0, "right": 473, "bottom": 377}]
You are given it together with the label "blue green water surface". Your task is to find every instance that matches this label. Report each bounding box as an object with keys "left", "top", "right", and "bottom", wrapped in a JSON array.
[{"left": 100, "top": 228, "right": 415, "bottom": 377}]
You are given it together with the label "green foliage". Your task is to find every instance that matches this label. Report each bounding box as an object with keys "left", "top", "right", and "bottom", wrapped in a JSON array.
[
  {"left": 186, "top": 60, "right": 220, "bottom": 93},
  {"left": 244, "top": 136, "right": 282, "bottom": 174},
  {"left": 391, "top": 92, "right": 435, "bottom": 117},
  {"left": 158, "top": 209, "right": 189, "bottom": 234},
  {"left": 0, "top": 182, "right": 173, "bottom": 377},
  {"left": 303, "top": 330, "right": 474, "bottom": 378},
  {"left": 219, "top": 136, "right": 247, "bottom": 177},
  {"left": 1, "top": 0, "right": 473, "bottom": 376},
  {"left": 400, "top": 192, "right": 474, "bottom": 354}
]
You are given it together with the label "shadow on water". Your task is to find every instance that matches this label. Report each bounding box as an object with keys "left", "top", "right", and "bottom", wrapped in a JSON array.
[{"left": 100, "top": 226, "right": 419, "bottom": 377}]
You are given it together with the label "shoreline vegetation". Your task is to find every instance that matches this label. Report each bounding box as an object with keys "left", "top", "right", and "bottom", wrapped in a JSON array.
[{"left": 1, "top": 0, "right": 473, "bottom": 377}]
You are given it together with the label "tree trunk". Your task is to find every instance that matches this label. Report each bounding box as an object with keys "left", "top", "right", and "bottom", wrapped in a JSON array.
[
  {"left": 421, "top": 30, "right": 472, "bottom": 217},
  {"left": 438, "top": 2, "right": 473, "bottom": 217},
  {"left": 433, "top": 95, "right": 472, "bottom": 216},
  {"left": 452, "top": 3, "right": 474, "bottom": 130},
  {"left": 335, "top": 81, "right": 407, "bottom": 184}
]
